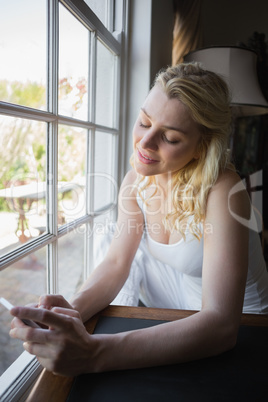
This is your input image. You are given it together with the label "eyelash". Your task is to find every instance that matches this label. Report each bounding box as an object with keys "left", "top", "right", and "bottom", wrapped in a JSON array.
[
  {"left": 162, "top": 134, "right": 178, "bottom": 145},
  {"left": 139, "top": 122, "right": 179, "bottom": 145},
  {"left": 139, "top": 122, "right": 150, "bottom": 128}
]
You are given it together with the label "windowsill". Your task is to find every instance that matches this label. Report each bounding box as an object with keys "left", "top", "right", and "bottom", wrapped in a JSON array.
[{"left": 0, "top": 352, "right": 42, "bottom": 401}]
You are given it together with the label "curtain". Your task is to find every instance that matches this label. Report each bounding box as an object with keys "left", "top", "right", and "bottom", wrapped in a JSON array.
[{"left": 172, "top": 0, "right": 203, "bottom": 65}]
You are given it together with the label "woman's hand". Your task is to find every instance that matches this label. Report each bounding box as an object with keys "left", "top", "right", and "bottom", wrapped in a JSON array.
[
  {"left": 9, "top": 305, "right": 98, "bottom": 376},
  {"left": 38, "top": 294, "right": 74, "bottom": 311},
  {"left": 10, "top": 294, "right": 75, "bottom": 331}
]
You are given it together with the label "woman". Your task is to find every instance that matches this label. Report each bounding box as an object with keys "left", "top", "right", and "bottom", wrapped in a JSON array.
[{"left": 10, "top": 63, "right": 268, "bottom": 376}]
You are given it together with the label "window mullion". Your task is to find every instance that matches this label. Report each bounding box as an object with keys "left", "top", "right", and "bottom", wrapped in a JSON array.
[
  {"left": 89, "top": 31, "right": 97, "bottom": 124},
  {"left": 47, "top": 124, "right": 58, "bottom": 294},
  {"left": 84, "top": 30, "right": 97, "bottom": 279},
  {"left": 47, "top": 0, "right": 59, "bottom": 294},
  {"left": 110, "top": 54, "right": 120, "bottom": 222},
  {"left": 85, "top": 132, "right": 95, "bottom": 279},
  {"left": 106, "top": 0, "right": 115, "bottom": 32},
  {"left": 117, "top": 0, "right": 129, "bottom": 183}
]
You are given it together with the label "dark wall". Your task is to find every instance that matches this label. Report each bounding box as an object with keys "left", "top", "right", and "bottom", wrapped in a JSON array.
[
  {"left": 201, "top": 0, "right": 268, "bottom": 47},
  {"left": 201, "top": 0, "right": 268, "bottom": 262}
]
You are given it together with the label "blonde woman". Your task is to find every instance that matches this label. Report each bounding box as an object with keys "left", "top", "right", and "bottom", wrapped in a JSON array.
[{"left": 10, "top": 63, "right": 268, "bottom": 375}]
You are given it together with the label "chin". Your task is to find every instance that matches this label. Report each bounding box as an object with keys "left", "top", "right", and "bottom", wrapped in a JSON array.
[{"left": 134, "top": 161, "right": 154, "bottom": 177}]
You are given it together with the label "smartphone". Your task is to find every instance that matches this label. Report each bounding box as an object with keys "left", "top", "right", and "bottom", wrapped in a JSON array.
[{"left": 0, "top": 297, "right": 40, "bottom": 328}]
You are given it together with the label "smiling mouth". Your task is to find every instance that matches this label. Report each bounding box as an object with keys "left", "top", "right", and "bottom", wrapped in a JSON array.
[{"left": 137, "top": 148, "right": 158, "bottom": 163}]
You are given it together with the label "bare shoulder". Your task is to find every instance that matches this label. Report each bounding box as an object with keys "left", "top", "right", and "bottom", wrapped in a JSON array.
[
  {"left": 118, "top": 169, "right": 142, "bottom": 215},
  {"left": 121, "top": 169, "right": 138, "bottom": 187},
  {"left": 119, "top": 169, "right": 139, "bottom": 198},
  {"left": 206, "top": 169, "right": 251, "bottom": 221},
  {"left": 214, "top": 168, "right": 243, "bottom": 189}
]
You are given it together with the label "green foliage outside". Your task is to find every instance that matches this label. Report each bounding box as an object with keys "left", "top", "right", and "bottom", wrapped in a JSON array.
[
  {"left": 0, "top": 77, "right": 87, "bottom": 212},
  {"left": 0, "top": 80, "right": 46, "bottom": 109}
]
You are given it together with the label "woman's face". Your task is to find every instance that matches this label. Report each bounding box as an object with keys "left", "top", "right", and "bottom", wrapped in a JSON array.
[{"left": 132, "top": 85, "right": 202, "bottom": 182}]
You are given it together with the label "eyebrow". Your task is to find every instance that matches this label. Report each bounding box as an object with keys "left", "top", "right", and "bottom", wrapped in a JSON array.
[{"left": 140, "top": 107, "right": 187, "bottom": 135}]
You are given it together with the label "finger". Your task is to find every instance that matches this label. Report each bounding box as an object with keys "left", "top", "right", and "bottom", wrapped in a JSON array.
[
  {"left": 10, "top": 316, "right": 27, "bottom": 330},
  {"left": 9, "top": 326, "right": 46, "bottom": 345},
  {"left": 11, "top": 303, "right": 46, "bottom": 329},
  {"left": 23, "top": 341, "right": 46, "bottom": 357},
  {"left": 38, "top": 294, "right": 72, "bottom": 310},
  {"left": 23, "top": 341, "right": 57, "bottom": 361},
  {"left": 51, "top": 306, "right": 80, "bottom": 319},
  {"left": 26, "top": 302, "right": 39, "bottom": 308},
  {"left": 10, "top": 306, "right": 74, "bottom": 330}
]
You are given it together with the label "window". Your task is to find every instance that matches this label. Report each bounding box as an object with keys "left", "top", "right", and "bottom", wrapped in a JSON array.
[{"left": 0, "top": 0, "right": 128, "bottom": 399}]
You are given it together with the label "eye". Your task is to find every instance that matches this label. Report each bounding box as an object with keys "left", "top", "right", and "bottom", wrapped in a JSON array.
[
  {"left": 162, "top": 133, "right": 179, "bottom": 144},
  {"left": 139, "top": 121, "right": 150, "bottom": 128}
]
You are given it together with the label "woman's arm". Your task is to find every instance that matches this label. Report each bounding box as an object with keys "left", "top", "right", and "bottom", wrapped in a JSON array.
[
  {"left": 69, "top": 169, "right": 145, "bottom": 322},
  {"left": 201, "top": 169, "right": 250, "bottom": 328},
  {"left": 10, "top": 170, "right": 250, "bottom": 375}
]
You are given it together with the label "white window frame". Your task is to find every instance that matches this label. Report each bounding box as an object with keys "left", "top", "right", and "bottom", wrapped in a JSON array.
[{"left": 0, "top": 0, "right": 129, "bottom": 400}]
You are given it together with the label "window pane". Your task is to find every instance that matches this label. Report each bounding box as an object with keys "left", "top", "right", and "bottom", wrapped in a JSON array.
[
  {"left": 0, "top": 116, "right": 47, "bottom": 256},
  {"left": 0, "top": 0, "right": 47, "bottom": 110},
  {"left": 58, "top": 227, "right": 85, "bottom": 300},
  {"left": 59, "top": 4, "right": 89, "bottom": 120},
  {"left": 58, "top": 125, "right": 87, "bottom": 226},
  {"left": 0, "top": 247, "right": 46, "bottom": 375},
  {"left": 96, "top": 40, "right": 116, "bottom": 127},
  {"left": 94, "top": 131, "right": 116, "bottom": 211}
]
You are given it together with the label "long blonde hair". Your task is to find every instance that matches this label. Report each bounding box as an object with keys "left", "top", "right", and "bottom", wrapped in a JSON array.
[{"left": 131, "top": 62, "right": 234, "bottom": 240}]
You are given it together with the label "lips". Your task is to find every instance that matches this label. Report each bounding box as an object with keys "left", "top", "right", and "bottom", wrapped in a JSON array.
[{"left": 137, "top": 148, "right": 159, "bottom": 164}]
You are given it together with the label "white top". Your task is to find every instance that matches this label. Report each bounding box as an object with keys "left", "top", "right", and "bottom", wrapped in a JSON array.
[{"left": 135, "top": 191, "right": 268, "bottom": 314}]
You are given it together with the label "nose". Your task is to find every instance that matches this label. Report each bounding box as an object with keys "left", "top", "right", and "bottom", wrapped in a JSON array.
[{"left": 140, "top": 129, "right": 158, "bottom": 151}]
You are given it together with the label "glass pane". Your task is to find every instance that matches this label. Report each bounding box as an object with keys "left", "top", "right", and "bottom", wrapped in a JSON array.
[
  {"left": 58, "top": 125, "right": 87, "bottom": 226},
  {"left": 94, "top": 131, "right": 116, "bottom": 211},
  {"left": 58, "top": 227, "right": 85, "bottom": 300},
  {"left": 59, "top": 4, "right": 89, "bottom": 120},
  {"left": 0, "top": 247, "right": 46, "bottom": 375},
  {"left": 0, "top": 116, "right": 47, "bottom": 256},
  {"left": 96, "top": 40, "right": 116, "bottom": 127},
  {"left": 83, "top": 0, "right": 107, "bottom": 28},
  {"left": 0, "top": 0, "right": 47, "bottom": 110}
]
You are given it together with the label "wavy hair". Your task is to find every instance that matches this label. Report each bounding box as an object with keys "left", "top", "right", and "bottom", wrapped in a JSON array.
[{"left": 130, "top": 62, "right": 235, "bottom": 240}]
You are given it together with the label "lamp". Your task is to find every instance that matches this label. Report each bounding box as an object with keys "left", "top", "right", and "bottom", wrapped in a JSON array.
[{"left": 184, "top": 46, "right": 268, "bottom": 116}]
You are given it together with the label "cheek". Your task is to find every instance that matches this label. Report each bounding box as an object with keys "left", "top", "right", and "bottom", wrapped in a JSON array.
[{"left": 168, "top": 144, "right": 194, "bottom": 164}]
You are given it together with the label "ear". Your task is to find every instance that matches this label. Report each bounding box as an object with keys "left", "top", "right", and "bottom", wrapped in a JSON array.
[
  {"left": 193, "top": 146, "right": 201, "bottom": 160},
  {"left": 193, "top": 137, "right": 203, "bottom": 160}
]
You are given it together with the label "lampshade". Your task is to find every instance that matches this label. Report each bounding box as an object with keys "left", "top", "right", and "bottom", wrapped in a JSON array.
[{"left": 184, "top": 46, "right": 268, "bottom": 116}]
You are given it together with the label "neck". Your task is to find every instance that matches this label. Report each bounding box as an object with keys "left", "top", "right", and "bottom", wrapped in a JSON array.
[{"left": 154, "top": 172, "right": 173, "bottom": 196}]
